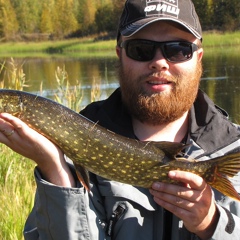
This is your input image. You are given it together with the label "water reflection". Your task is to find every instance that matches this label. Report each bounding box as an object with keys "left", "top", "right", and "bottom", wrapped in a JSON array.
[
  {"left": 0, "top": 57, "right": 120, "bottom": 108},
  {"left": 0, "top": 48, "right": 240, "bottom": 123},
  {"left": 201, "top": 49, "right": 240, "bottom": 123}
]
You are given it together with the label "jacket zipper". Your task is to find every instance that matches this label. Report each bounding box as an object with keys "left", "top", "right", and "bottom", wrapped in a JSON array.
[{"left": 106, "top": 203, "right": 126, "bottom": 237}]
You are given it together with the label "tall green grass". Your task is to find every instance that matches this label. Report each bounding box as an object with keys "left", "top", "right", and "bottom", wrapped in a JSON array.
[
  {"left": 0, "top": 59, "right": 100, "bottom": 239},
  {"left": 0, "top": 38, "right": 117, "bottom": 58},
  {"left": 0, "top": 145, "right": 35, "bottom": 240},
  {"left": 0, "top": 59, "right": 34, "bottom": 239},
  {"left": 0, "top": 31, "right": 240, "bottom": 58},
  {"left": 203, "top": 31, "right": 240, "bottom": 47}
]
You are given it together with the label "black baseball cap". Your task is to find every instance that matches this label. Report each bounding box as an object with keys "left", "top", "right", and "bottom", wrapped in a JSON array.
[{"left": 117, "top": 0, "right": 202, "bottom": 40}]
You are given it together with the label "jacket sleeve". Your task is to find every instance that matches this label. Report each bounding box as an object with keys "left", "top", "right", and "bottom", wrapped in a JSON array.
[
  {"left": 210, "top": 171, "right": 240, "bottom": 240},
  {"left": 23, "top": 167, "right": 108, "bottom": 240},
  {"left": 210, "top": 203, "right": 240, "bottom": 239}
]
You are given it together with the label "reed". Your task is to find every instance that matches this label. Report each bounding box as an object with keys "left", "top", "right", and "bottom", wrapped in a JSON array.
[
  {"left": 54, "top": 65, "right": 83, "bottom": 112},
  {"left": 0, "top": 59, "right": 101, "bottom": 239},
  {"left": 0, "top": 145, "right": 35, "bottom": 240},
  {"left": 0, "top": 59, "right": 34, "bottom": 240},
  {"left": 0, "top": 58, "right": 29, "bottom": 90}
]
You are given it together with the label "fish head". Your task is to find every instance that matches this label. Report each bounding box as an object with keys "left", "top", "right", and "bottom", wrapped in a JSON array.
[{"left": 0, "top": 90, "right": 26, "bottom": 115}]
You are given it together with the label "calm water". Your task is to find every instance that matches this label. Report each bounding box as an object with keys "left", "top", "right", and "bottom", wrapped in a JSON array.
[{"left": 0, "top": 48, "right": 240, "bottom": 123}]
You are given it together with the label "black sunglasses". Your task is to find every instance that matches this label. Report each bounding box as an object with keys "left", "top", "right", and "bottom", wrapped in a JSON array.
[{"left": 119, "top": 39, "right": 199, "bottom": 63}]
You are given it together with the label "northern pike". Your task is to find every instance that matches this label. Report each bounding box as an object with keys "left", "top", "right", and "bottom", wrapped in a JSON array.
[{"left": 0, "top": 89, "right": 240, "bottom": 201}]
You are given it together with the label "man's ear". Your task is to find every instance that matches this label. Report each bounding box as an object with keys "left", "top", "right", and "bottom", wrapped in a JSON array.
[
  {"left": 116, "top": 46, "right": 121, "bottom": 58},
  {"left": 197, "top": 48, "right": 204, "bottom": 62}
]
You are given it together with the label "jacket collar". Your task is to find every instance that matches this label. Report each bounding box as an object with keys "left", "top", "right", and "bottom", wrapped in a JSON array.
[
  {"left": 190, "top": 89, "right": 240, "bottom": 155},
  {"left": 81, "top": 88, "right": 240, "bottom": 155}
]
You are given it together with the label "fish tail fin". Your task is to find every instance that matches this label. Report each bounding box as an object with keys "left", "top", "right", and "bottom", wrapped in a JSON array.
[{"left": 207, "top": 153, "right": 240, "bottom": 201}]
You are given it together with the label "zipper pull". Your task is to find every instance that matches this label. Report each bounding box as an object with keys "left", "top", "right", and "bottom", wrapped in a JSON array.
[{"left": 106, "top": 203, "right": 126, "bottom": 237}]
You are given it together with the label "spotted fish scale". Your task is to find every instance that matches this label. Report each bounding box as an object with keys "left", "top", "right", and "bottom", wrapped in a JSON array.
[{"left": 0, "top": 89, "right": 240, "bottom": 201}]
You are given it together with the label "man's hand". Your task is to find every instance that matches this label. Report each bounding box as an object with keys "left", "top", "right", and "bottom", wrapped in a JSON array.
[
  {"left": 150, "top": 170, "right": 219, "bottom": 240},
  {"left": 0, "top": 113, "right": 75, "bottom": 187}
]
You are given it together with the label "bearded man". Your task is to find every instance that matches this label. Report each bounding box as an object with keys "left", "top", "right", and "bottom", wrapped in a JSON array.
[{"left": 0, "top": 1, "right": 240, "bottom": 239}]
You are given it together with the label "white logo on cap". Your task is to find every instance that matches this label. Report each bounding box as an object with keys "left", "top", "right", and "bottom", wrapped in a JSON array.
[{"left": 145, "top": 0, "right": 180, "bottom": 18}]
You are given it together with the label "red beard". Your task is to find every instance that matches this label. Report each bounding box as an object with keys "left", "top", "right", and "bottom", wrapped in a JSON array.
[{"left": 118, "top": 61, "right": 202, "bottom": 125}]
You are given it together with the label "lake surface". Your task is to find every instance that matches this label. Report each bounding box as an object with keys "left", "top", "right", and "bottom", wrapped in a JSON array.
[{"left": 0, "top": 47, "right": 240, "bottom": 123}]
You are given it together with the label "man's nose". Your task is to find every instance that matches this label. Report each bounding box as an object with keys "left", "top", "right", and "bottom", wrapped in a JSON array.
[{"left": 148, "top": 49, "right": 169, "bottom": 71}]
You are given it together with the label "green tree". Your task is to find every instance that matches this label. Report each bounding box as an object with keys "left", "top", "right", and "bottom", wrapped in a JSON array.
[
  {"left": 12, "top": 0, "right": 42, "bottom": 33},
  {"left": 111, "top": 0, "right": 125, "bottom": 23},
  {"left": 53, "top": 0, "right": 79, "bottom": 38},
  {"left": 1, "top": 0, "right": 239, "bottom": 41},
  {"left": 95, "top": 4, "right": 115, "bottom": 33},
  {"left": 192, "top": 0, "right": 212, "bottom": 30},
  {"left": 0, "top": 0, "right": 19, "bottom": 40},
  {"left": 212, "top": 0, "right": 240, "bottom": 31},
  {"left": 40, "top": 0, "right": 54, "bottom": 34},
  {"left": 78, "top": 0, "right": 98, "bottom": 35}
]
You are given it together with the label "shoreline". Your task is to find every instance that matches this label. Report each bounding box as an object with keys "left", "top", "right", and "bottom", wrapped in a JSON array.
[{"left": 0, "top": 31, "right": 240, "bottom": 58}]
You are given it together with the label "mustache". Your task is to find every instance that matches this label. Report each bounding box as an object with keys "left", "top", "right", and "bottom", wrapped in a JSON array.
[{"left": 148, "top": 72, "right": 178, "bottom": 83}]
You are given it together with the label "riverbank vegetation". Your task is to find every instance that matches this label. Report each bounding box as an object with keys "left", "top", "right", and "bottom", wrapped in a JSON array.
[
  {"left": 0, "top": 31, "right": 240, "bottom": 58},
  {"left": 0, "top": 145, "right": 35, "bottom": 240},
  {"left": 0, "top": 0, "right": 240, "bottom": 42},
  {"left": 0, "top": 61, "right": 101, "bottom": 239},
  {"left": 0, "top": 62, "right": 34, "bottom": 239}
]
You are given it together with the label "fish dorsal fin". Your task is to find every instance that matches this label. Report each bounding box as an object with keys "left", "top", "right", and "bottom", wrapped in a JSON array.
[
  {"left": 74, "top": 162, "right": 90, "bottom": 191},
  {"left": 153, "top": 141, "right": 189, "bottom": 159}
]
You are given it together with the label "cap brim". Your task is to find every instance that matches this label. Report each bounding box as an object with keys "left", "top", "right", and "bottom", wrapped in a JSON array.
[{"left": 120, "top": 17, "right": 202, "bottom": 40}]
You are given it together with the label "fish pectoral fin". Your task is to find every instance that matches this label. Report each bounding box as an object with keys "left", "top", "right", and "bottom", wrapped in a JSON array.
[
  {"left": 153, "top": 141, "right": 190, "bottom": 159},
  {"left": 74, "top": 163, "right": 90, "bottom": 191}
]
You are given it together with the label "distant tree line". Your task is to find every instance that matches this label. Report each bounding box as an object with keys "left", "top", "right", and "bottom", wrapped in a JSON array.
[
  {"left": 193, "top": 0, "right": 240, "bottom": 32},
  {"left": 0, "top": 0, "right": 239, "bottom": 41}
]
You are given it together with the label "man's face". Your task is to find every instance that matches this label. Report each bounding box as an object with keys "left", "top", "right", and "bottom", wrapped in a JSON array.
[{"left": 116, "top": 21, "right": 203, "bottom": 125}]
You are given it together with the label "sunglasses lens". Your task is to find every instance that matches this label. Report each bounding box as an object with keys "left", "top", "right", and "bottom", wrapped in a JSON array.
[
  {"left": 126, "top": 40, "right": 154, "bottom": 61},
  {"left": 122, "top": 40, "right": 197, "bottom": 62},
  {"left": 164, "top": 43, "right": 193, "bottom": 62}
]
